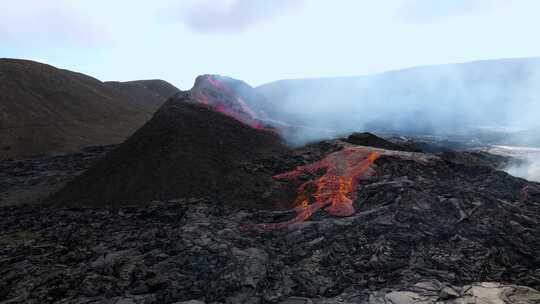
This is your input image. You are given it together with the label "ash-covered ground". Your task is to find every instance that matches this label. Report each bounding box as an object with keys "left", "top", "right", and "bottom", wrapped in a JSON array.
[{"left": 1, "top": 139, "right": 540, "bottom": 303}]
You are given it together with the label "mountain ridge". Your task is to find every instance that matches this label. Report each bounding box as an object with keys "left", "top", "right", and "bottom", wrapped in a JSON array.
[
  {"left": 0, "top": 58, "right": 180, "bottom": 158},
  {"left": 257, "top": 56, "right": 540, "bottom": 85}
]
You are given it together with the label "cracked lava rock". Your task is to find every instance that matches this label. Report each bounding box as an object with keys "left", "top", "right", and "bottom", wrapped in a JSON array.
[
  {"left": 2, "top": 74, "right": 540, "bottom": 303},
  {"left": 1, "top": 142, "right": 540, "bottom": 303}
]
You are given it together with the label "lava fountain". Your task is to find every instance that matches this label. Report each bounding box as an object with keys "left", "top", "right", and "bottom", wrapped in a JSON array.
[{"left": 260, "top": 147, "right": 380, "bottom": 229}]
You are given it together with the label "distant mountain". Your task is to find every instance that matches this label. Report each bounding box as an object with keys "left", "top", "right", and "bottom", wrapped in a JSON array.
[
  {"left": 256, "top": 57, "right": 540, "bottom": 145},
  {"left": 104, "top": 79, "right": 179, "bottom": 109},
  {"left": 0, "top": 58, "right": 180, "bottom": 158}
]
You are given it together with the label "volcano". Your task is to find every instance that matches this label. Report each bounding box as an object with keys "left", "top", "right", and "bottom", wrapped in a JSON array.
[
  {"left": 190, "top": 74, "right": 270, "bottom": 129},
  {"left": 3, "top": 71, "right": 540, "bottom": 303},
  {"left": 49, "top": 76, "right": 290, "bottom": 207}
]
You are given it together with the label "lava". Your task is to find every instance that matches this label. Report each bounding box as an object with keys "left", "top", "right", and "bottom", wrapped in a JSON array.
[
  {"left": 260, "top": 147, "right": 380, "bottom": 229},
  {"left": 194, "top": 75, "right": 265, "bottom": 130}
]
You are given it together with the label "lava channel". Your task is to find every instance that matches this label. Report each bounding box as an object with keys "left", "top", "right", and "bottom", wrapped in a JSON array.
[{"left": 260, "top": 147, "right": 380, "bottom": 230}]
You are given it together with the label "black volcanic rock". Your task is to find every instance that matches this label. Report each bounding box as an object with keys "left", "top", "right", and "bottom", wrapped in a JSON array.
[
  {"left": 48, "top": 91, "right": 290, "bottom": 207},
  {"left": 344, "top": 132, "right": 416, "bottom": 152},
  {"left": 2, "top": 145, "right": 540, "bottom": 303},
  {"left": 0, "top": 58, "right": 179, "bottom": 158},
  {"left": 0, "top": 145, "right": 115, "bottom": 206}
]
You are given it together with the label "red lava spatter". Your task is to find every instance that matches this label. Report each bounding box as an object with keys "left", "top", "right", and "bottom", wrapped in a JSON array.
[
  {"left": 259, "top": 147, "right": 380, "bottom": 230},
  {"left": 194, "top": 75, "right": 265, "bottom": 130}
]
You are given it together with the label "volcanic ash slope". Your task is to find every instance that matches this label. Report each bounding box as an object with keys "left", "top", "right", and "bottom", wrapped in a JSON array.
[{"left": 48, "top": 89, "right": 290, "bottom": 207}]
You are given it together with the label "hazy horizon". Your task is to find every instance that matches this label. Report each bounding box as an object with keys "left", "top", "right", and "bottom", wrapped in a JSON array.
[
  {"left": 4, "top": 55, "right": 540, "bottom": 89},
  {"left": 2, "top": 0, "right": 540, "bottom": 89}
]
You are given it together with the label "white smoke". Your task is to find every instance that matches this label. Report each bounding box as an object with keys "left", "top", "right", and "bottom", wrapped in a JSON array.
[
  {"left": 255, "top": 58, "right": 540, "bottom": 146},
  {"left": 505, "top": 155, "right": 540, "bottom": 182}
]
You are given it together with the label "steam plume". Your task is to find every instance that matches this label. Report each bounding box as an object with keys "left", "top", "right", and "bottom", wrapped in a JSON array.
[
  {"left": 253, "top": 57, "right": 540, "bottom": 182},
  {"left": 255, "top": 57, "right": 540, "bottom": 147},
  {"left": 506, "top": 156, "right": 540, "bottom": 182}
]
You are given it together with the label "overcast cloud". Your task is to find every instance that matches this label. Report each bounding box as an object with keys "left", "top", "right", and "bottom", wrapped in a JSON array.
[
  {"left": 398, "top": 0, "right": 504, "bottom": 22},
  {"left": 1, "top": 1, "right": 539, "bottom": 88},
  {"left": 177, "top": 0, "right": 304, "bottom": 33},
  {"left": 0, "top": 0, "right": 106, "bottom": 47}
]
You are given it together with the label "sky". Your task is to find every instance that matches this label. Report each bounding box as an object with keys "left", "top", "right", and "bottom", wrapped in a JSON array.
[{"left": 1, "top": 0, "right": 540, "bottom": 89}]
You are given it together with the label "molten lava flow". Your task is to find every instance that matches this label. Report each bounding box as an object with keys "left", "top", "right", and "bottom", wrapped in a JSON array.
[
  {"left": 194, "top": 75, "right": 265, "bottom": 130},
  {"left": 260, "top": 147, "right": 380, "bottom": 229}
]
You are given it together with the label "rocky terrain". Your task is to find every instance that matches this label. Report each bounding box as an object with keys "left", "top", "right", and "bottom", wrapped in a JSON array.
[
  {"left": 1, "top": 139, "right": 540, "bottom": 303},
  {"left": 0, "top": 145, "right": 115, "bottom": 207},
  {"left": 0, "top": 58, "right": 179, "bottom": 158},
  {"left": 2, "top": 72, "right": 540, "bottom": 303}
]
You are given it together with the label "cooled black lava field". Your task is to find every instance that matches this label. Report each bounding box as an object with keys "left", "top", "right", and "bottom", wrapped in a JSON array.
[{"left": 1, "top": 75, "right": 540, "bottom": 304}]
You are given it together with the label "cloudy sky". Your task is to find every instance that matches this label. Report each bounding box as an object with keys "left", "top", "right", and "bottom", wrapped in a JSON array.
[{"left": 1, "top": 0, "right": 539, "bottom": 88}]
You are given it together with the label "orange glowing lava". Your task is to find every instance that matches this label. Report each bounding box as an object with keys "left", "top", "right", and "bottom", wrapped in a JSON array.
[
  {"left": 194, "top": 75, "right": 265, "bottom": 130},
  {"left": 260, "top": 147, "right": 380, "bottom": 229}
]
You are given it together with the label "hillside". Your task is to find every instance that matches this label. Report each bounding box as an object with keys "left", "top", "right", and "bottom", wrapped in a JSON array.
[
  {"left": 256, "top": 57, "right": 540, "bottom": 144},
  {"left": 48, "top": 83, "right": 290, "bottom": 207},
  {"left": 0, "top": 58, "right": 179, "bottom": 158},
  {"left": 104, "top": 79, "right": 179, "bottom": 109}
]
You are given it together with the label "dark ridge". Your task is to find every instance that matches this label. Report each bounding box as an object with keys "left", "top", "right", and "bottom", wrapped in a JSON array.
[
  {"left": 0, "top": 58, "right": 179, "bottom": 158},
  {"left": 48, "top": 92, "right": 291, "bottom": 207},
  {"left": 104, "top": 79, "right": 180, "bottom": 109},
  {"left": 344, "top": 132, "right": 417, "bottom": 152}
]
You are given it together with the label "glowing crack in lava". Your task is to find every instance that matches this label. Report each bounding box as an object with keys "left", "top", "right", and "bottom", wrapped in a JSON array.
[
  {"left": 260, "top": 147, "right": 380, "bottom": 229},
  {"left": 193, "top": 75, "right": 265, "bottom": 130}
]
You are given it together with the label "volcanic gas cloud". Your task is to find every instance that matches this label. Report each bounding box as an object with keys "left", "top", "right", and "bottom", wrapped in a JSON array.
[{"left": 260, "top": 147, "right": 380, "bottom": 229}]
